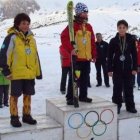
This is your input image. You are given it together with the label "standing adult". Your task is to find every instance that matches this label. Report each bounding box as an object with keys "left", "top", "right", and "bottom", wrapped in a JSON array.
[{"left": 95, "top": 33, "right": 110, "bottom": 87}]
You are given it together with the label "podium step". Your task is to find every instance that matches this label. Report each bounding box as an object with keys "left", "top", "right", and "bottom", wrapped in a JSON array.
[
  {"left": 118, "top": 104, "right": 140, "bottom": 140},
  {"left": 0, "top": 115, "right": 63, "bottom": 140},
  {"left": 46, "top": 96, "right": 117, "bottom": 140}
]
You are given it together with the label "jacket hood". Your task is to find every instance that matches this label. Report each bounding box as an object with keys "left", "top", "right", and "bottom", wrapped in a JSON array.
[{"left": 7, "top": 27, "right": 33, "bottom": 38}]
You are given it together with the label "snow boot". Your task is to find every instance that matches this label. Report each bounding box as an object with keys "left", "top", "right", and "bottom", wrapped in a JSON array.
[
  {"left": 22, "top": 114, "right": 37, "bottom": 125},
  {"left": 10, "top": 116, "right": 22, "bottom": 127}
]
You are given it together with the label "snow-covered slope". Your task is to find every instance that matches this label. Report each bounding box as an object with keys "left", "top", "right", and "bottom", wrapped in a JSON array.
[
  {"left": 1, "top": 0, "right": 140, "bottom": 118},
  {"left": 0, "top": 0, "right": 40, "bottom": 19},
  {"left": 1, "top": 4, "right": 140, "bottom": 41}
]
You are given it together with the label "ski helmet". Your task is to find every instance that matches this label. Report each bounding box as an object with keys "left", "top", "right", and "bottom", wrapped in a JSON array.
[{"left": 75, "top": 2, "right": 88, "bottom": 15}]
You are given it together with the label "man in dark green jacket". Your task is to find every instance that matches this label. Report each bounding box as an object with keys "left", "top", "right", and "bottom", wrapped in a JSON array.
[{"left": 0, "top": 68, "right": 10, "bottom": 108}]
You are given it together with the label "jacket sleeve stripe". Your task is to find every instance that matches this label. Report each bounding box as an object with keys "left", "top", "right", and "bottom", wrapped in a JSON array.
[{"left": 0, "top": 34, "right": 14, "bottom": 76}]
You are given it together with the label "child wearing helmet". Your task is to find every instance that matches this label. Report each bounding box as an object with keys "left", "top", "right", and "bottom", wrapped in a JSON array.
[{"left": 60, "top": 2, "right": 96, "bottom": 105}]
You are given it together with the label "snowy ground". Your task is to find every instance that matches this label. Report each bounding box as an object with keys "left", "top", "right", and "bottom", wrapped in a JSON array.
[{"left": 0, "top": 22, "right": 140, "bottom": 119}]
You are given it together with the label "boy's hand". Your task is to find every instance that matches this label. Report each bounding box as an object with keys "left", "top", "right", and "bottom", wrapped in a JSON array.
[
  {"left": 91, "top": 58, "right": 96, "bottom": 63},
  {"left": 71, "top": 49, "right": 78, "bottom": 55},
  {"left": 132, "top": 70, "right": 137, "bottom": 75},
  {"left": 6, "top": 74, "right": 12, "bottom": 80},
  {"left": 108, "top": 72, "right": 113, "bottom": 77}
]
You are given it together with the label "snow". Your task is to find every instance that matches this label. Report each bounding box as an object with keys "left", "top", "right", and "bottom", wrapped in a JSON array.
[{"left": 0, "top": 1, "right": 140, "bottom": 120}]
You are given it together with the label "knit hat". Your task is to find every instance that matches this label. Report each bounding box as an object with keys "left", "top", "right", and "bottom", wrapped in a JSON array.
[{"left": 75, "top": 2, "right": 88, "bottom": 15}]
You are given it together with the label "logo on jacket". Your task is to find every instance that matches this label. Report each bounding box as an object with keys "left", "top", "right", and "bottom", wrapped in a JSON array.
[{"left": 25, "top": 48, "right": 31, "bottom": 55}]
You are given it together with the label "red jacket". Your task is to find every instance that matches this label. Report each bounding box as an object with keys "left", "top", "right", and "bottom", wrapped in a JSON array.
[
  {"left": 137, "top": 41, "right": 140, "bottom": 66},
  {"left": 59, "top": 45, "right": 71, "bottom": 67},
  {"left": 60, "top": 22, "right": 96, "bottom": 62}
]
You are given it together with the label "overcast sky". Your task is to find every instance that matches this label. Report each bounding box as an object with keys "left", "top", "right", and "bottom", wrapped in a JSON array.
[{"left": 35, "top": 0, "right": 136, "bottom": 11}]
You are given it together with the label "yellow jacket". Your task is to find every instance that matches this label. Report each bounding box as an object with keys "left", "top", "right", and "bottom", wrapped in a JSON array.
[
  {"left": 0, "top": 27, "right": 42, "bottom": 80},
  {"left": 61, "top": 22, "right": 96, "bottom": 61}
]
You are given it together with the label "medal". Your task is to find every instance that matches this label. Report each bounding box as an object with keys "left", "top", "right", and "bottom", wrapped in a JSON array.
[
  {"left": 100, "top": 45, "right": 103, "bottom": 48},
  {"left": 25, "top": 48, "right": 31, "bottom": 55},
  {"left": 82, "top": 38, "right": 87, "bottom": 45},
  {"left": 81, "top": 25, "right": 87, "bottom": 46},
  {"left": 119, "top": 36, "right": 127, "bottom": 62},
  {"left": 120, "top": 55, "right": 125, "bottom": 61}
]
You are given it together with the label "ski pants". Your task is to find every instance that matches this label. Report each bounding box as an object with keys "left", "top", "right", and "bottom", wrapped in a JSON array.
[
  {"left": 112, "top": 72, "right": 135, "bottom": 109},
  {"left": 0, "top": 85, "right": 9, "bottom": 105},
  {"left": 95, "top": 60, "right": 109, "bottom": 85},
  {"left": 137, "top": 72, "right": 140, "bottom": 87},
  {"left": 66, "top": 61, "right": 90, "bottom": 100},
  {"left": 60, "top": 67, "right": 71, "bottom": 92}
]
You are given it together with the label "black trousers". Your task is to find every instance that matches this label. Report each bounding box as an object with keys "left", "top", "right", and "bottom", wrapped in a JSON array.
[
  {"left": 95, "top": 60, "right": 109, "bottom": 85},
  {"left": 66, "top": 61, "right": 90, "bottom": 100},
  {"left": 60, "top": 67, "right": 71, "bottom": 92},
  {"left": 0, "top": 85, "right": 9, "bottom": 105},
  {"left": 132, "top": 75, "right": 135, "bottom": 86},
  {"left": 87, "top": 62, "right": 91, "bottom": 87},
  {"left": 112, "top": 72, "right": 135, "bottom": 109}
]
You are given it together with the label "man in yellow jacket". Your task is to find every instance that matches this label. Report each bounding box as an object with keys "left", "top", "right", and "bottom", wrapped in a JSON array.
[{"left": 0, "top": 13, "right": 42, "bottom": 127}]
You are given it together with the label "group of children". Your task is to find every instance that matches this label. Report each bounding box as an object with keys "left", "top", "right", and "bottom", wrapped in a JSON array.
[
  {"left": 60, "top": 2, "right": 139, "bottom": 114},
  {"left": 0, "top": 2, "right": 139, "bottom": 128}
]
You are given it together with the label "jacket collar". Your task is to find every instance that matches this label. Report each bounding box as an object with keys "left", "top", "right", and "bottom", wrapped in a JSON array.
[{"left": 8, "top": 27, "right": 33, "bottom": 39}]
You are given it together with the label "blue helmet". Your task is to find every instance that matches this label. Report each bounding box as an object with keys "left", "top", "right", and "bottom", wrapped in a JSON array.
[{"left": 75, "top": 2, "right": 88, "bottom": 15}]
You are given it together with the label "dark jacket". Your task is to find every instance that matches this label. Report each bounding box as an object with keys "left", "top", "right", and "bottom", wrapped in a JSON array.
[
  {"left": 96, "top": 40, "right": 108, "bottom": 61},
  {"left": 107, "top": 33, "right": 137, "bottom": 73}
]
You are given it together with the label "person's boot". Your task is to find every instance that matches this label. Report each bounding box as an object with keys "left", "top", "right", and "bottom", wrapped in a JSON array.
[
  {"left": 96, "top": 84, "right": 102, "bottom": 87},
  {"left": 67, "top": 99, "right": 74, "bottom": 105},
  {"left": 0, "top": 104, "right": 3, "bottom": 108},
  {"left": 79, "top": 97, "right": 92, "bottom": 103},
  {"left": 22, "top": 114, "right": 37, "bottom": 125},
  {"left": 106, "top": 84, "right": 110, "bottom": 88},
  {"left": 126, "top": 108, "right": 137, "bottom": 113},
  {"left": 10, "top": 116, "right": 22, "bottom": 127},
  {"left": 60, "top": 91, "right": 66, "bottom": 95},
  {"left": 4, "top": 103, "right": 9, "bottom": 107}
]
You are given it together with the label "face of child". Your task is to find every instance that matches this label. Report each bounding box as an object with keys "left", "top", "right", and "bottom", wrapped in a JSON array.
[
  {"left": 18, "top": 21, "right": 30, "bottom": 33},
  {"left": 80, "top": 12, "right": 88, "bottom": 18},
  {"left": 96, "top": 34, "right": 102, "bottom": 42},
  {"left": 117, "top": 24, "right": 128, "bottom": 37}
]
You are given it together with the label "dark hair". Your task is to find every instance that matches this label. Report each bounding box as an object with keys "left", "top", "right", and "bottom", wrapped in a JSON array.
[
  {"left": 117, "top": 20, "right": 128, "bottom": 28},
  {"left": 96, "top": 33, "right": 102, "bottom": 36},
  {"left": 14, "top": 13, "right": 31, "bottom": 28}
]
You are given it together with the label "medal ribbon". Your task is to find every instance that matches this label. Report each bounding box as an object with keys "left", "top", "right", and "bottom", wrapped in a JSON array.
[
  {"left": 119, "top": 36, "right": 126, "bottom": 55},
  {"left": 81, "top": 24, "right": 87, "bottom": 46}
]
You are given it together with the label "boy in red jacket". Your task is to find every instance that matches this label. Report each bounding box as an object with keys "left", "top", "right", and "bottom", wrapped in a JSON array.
[
  {"left": 60, "top": 2, "right": 96, "bottom": 105},
  {"left": 59, "top": 45, "right": 71, "bottom": 94}
]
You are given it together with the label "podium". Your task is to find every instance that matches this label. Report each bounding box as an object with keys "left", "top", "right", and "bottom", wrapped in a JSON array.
[
  {"left": 46, "top": 96, "right": 117, "bottom": 140},
  {"left": 0, "top": 115, "right": 63, "bottom": 140},
  {"left": 1, "top": 96, "right": 139, "bottom": 140}
]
